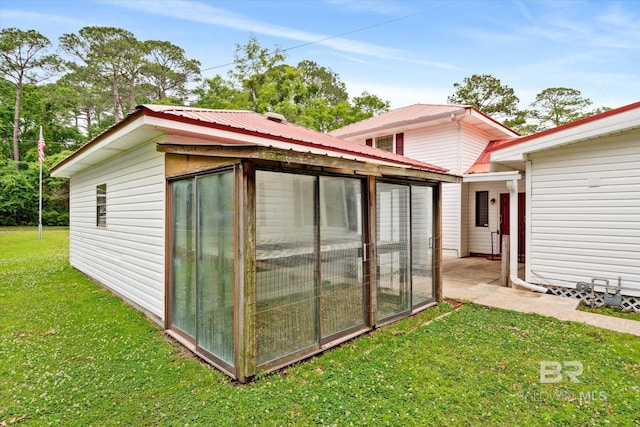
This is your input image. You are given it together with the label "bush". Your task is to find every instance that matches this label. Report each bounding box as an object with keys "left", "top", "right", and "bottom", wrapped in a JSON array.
[{"left": 42, "top": 210, "right": 69, "bottom": 226}]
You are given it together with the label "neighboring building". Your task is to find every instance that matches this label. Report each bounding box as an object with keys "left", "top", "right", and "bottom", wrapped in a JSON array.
[
  {"left": 329, "top": 104, "right": 519, "bottom": 259},
  {"left": 489, "top": 102, "right": 640, "bottom": 309},
  {"left": 51, "top": 105, "right": 459, "bottom": 381}
]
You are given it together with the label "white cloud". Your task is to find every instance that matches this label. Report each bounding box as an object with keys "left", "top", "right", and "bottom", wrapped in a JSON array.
[
  {"left": 1, "top": 9, "right": 87, "bottom": 27},
  {"left": 103, "top": 0, "right": 404, "bottom": 58}
]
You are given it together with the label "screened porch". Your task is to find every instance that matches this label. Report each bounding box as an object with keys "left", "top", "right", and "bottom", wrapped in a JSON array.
[{"left": 162, "top": 146, "right": 455, "bottom": 382}]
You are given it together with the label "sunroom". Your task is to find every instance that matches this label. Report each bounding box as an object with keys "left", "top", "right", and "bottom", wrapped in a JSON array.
[{"left": 153, "top": 107, "right": 460, "bottom": 381}]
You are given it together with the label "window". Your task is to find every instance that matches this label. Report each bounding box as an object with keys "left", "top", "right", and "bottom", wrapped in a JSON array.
[
  {"left": 475, "top": 191, "right": 489, "bottom": 227},
  {"left": 96, "top": 184, "right": 107, "bottom": 227},
  {"left": 375, "top": 135, "right": 393, "bottom": 152},
  {"left": 371, "top": 133, "right": 404, "bottom": 155}
]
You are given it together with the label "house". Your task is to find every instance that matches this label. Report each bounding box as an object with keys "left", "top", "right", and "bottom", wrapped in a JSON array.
[
  {"left": 487, "top": 101, "right": 640, "bottom": 311},
  {"left": 329, "top": 104, "right": 519, "bottom": 259},
  {"left": 50, "top": 105, "right": 459, "bottom": 381}
]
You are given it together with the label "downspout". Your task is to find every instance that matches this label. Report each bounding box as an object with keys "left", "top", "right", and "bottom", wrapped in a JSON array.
[{"left": 506, "top": 177, "right": 547, "bottom": 293}]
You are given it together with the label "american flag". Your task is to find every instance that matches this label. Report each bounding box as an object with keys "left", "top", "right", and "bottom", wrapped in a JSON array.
[{"left": 37, "top": 127, "right": 46, "bottom": 163}]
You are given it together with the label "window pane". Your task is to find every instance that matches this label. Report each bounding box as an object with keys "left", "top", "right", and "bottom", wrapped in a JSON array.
[
  {"left": 256, "top": 171, "right": 318, "bottom": 365},
  {"left": 197, "top": 172, "right": 235, "bottom": 365},
  {"left": 476, "top": 191, "right": 489, "bottom": 227},
  {"left": 171, "top": 180, "right": 196, "bottom": 337},
  {"left": 96, "top": 184, "right": 107, "bottom": 227},
  {"left": 411, "top": 186, "right": 434, "bottom": 305},
  {"left": 375, "top": 135, "right": 393, "bottom": 153},
  {"left": 320, "top": 177, "right": 364, "bottom": 337},
  {"left": 376, "top": 182, "right": 411, "bottom": 320}
]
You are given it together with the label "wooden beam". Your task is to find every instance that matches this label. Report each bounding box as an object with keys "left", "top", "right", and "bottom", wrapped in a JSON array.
[
  {"left": 158, "top": 143, "right": 461, "bottom": 184},
  {"left": 164, "top": 153, "right": 240, "bottom": 177},
  {"left": 376, "top": 165, "right": 461, "bottom": 183}
]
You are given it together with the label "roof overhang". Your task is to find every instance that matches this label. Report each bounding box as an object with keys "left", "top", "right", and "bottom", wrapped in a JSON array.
[
  {"left": 334, "top": 107, "right": 518, "bottom": 141},
  {"left": 491, "top": 102, "right": 640, "bottom": 167},
  {"left": 462, "top": 170, "right": 521, "bottom": 183},
  {"left": 334, "top": 108, "right": 468, "bottom": 138}
]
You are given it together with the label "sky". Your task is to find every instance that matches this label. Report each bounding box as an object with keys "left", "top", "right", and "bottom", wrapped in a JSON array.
[{"left": 1, "top": 0, "right": 639, "bottom": 111}]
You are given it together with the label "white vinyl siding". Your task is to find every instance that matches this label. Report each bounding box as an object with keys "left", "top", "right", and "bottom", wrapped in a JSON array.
[
  {"left": 527, "top": 132, "right": 640, "bottom": 296},
  {"left": 461, "top": 123, "right": 492, "bottom": 172},
  {"left": 404, "top": 124, "right": 460, "bottom": 172},
  {"left": 68, "top": 142, "right": 166, "bottom": 317},
  {"left": 441, "top": 183, "right": 460, "bottom": 254},
  {"left": 404, "top": 124, "right": 462, "bottom": 255}
]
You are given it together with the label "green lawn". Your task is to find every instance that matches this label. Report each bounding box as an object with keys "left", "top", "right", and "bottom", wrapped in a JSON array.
[{"left": 1, "top": 228, "right": 639, "bottom": 426}]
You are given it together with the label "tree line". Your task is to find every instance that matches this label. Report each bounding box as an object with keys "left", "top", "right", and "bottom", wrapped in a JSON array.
[
  {"left": 447, "top": 73, "right": 607, "bottom": 134},
  {"left": 1, "top": 27, "right": 392, "bottom": 225},
  {"left": 1, "top": 27, "right": 606, "bottom": 225}
]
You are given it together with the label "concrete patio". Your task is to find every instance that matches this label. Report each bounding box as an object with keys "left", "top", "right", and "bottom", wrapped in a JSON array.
[{"left": 442, "top": 255, "right": 640, "bottom": 336}]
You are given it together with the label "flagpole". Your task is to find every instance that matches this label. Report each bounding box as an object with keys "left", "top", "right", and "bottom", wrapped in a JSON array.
[
  {"left": 39, "top": 156, "right": 43, "bottom": 240},
  {"left": 38, "top": 126, "right": 44, "bottom": 241}
]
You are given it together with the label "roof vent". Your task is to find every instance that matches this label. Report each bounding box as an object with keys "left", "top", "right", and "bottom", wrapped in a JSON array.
[{"left": 264, "top": 112, "right": 287, "bottom": 123}]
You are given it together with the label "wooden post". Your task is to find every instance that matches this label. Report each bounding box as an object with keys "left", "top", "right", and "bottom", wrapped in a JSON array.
[
  {"left": 433, "top": 183, "right": 443, "bottom": 302},
  {"left": 237, "top": 161, "right": 256, "bottom": 382},
  {"left": 501, "top": 235, "right": 510, "bottom": 287}
]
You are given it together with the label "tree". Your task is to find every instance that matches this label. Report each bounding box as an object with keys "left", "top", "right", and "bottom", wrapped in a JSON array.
[
  {"left": 193, "top": 75, "right": 247, "bottom": 110},
  {"left": 54, "top": 67, "right": 112, "bottom": 132},
  {"left": 530, "top": 87, "right": 592, "bottom": 129},
  {"left": 447, "top": 74, "right": 519, "bottom": 121},
  {"left": 353, "top": 91, "right": 390, "bottom": 117},
  {"left": 60, "top": 26, "right": 144, "bottom": 122},
  {"left": 229, "top": 36, "right": 286, "bottom": 112},
  {"left": 0, "top": 157, "right": 36, "bottom": 224},
  {"left": 295, "top": 60, "right": 348, "bottom": 107},
  {"left": 142, "top": 40, "right": 201, "bottom": 103},
  {"left": 193, "top": 36, "right": 390, "bottom": 131},
  {"left": 0, "top": 28, "right": 61, "bottom": 169}
]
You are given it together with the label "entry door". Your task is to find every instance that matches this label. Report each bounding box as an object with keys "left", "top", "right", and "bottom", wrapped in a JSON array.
[
  {"left": 499, "top": 193, "right": 525, "bottom": 262},
  {"left": 170, "top": 171, "right": 235, "bottom": 369}
]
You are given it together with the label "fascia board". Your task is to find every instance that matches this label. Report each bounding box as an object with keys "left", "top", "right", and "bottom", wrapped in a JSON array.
[
  {"left": 492, "top": 108, "right": 640, "bottom": 162},
  {"left": 462, "top": 171, "right": 521, "bottom": 183}
]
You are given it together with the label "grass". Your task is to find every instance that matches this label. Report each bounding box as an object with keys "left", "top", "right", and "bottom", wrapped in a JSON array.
[
  {"left": 578, "top": 302, "right": 640, "bottom": 322},
  {"left": 1, "top": 228, "right": 639, "bottom": 426}
]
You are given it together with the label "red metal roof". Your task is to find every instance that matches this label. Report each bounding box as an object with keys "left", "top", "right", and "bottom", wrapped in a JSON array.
[
  {"left": 141, "top": 105, "right": 448, "bottom": 173},
  {"left": 465, "top": 139, "right": 518, "bottom": 174}
]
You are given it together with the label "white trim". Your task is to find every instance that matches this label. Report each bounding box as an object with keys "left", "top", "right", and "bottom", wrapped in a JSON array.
[
  {"left": 525, "top": 160, "right": 532, "bottom": 283},
  {"left": 492, "top": 106, "right": 640, "bottom": 162},
  {"left": 462, "top": 171, "right": 521, "bottom": 183}
]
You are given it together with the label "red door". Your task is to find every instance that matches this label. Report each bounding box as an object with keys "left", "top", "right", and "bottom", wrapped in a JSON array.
[{"left": 500, "top": 193, "right": 525, "bottom": 262}]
